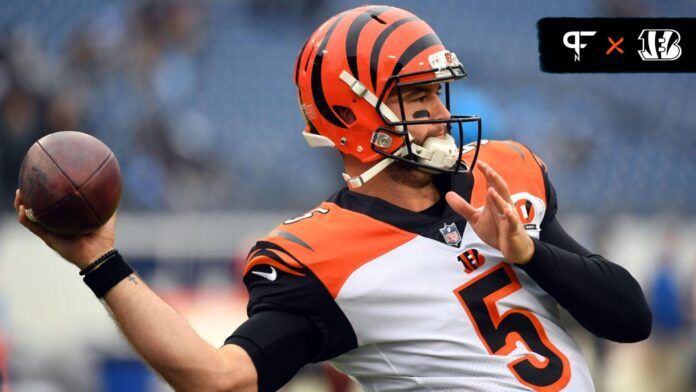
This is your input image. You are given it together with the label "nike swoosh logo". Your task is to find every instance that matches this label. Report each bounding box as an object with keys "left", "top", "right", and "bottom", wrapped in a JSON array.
[{"left": 251, "top": 266, "right": 277, "bottom": 281}]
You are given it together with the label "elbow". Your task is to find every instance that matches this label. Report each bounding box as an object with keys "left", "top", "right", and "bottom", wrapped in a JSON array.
[
  {"left": 609, "top": 305, "right": 652, "bottom": 343},
  {"left": 629, "top": 303, "right": 653, "bottom": 342},
  {"left": 624, "top": 280, "right": 653, "bottom": 342},
  {"left": 586, "top": 279, "right": 653, "bottom": 343},
  {"left": 159, "top": 355, "right": 251, "bottom": 392},
  {"left": 604, "top": 290, "right": 653, "bottom": 343},
  {"left": 165, "top": 371, "right": 244, "bottom": 392},
  {"left": 611, "top": 271, "right": 653, "bottom": 343},
  {"left": 160, "top": 370, "right": 226, "bottom": 392},
  {"left": 591, "top": 309, "right": 651, "bottom": 343},
  {"left": 637, "top": 308, "right": 653, "bottom": 341},
  {"left": 209, "top": 344, "right": 258, "bottom": 392}
]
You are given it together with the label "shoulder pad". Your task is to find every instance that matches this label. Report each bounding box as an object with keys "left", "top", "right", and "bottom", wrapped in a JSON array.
[
  {"left": 248, "top": 202, "right": 416, "bottom": 298},
  {"left": 464, "top": 140, "right": 550, "bottom": 232}
]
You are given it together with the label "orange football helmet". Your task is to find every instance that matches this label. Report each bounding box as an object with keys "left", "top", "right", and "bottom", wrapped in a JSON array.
[{"left": 294, "top": 5, "right": 481, "bottom": 188}]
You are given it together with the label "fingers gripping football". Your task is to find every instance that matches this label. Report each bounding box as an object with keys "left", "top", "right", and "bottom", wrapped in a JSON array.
[{"left": 15, "top": 189, "right": 116, "bottom": 269}]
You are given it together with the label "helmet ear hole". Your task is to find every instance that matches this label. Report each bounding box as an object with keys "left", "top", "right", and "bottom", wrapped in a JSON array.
[{"left": 333, "top": 106, "right": 356, "bottom": 125}]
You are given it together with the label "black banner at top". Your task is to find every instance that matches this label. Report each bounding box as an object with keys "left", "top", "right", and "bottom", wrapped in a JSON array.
[{"left": 538, "top": 18, "right": 696, "bottom": 72}]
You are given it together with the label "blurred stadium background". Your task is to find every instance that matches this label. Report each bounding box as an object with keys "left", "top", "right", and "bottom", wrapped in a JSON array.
[{"left": 0, "top": 0, "right": 694, "bottom": 391}]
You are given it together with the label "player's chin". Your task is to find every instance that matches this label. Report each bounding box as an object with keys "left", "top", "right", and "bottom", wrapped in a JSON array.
[{"left": 387, "top": 161, "right": 433, "bottom": 189}]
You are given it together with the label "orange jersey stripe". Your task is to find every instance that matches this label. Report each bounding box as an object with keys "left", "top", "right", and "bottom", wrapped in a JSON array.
[
  {"left": 245, "top": 247, "right": 304, "bottom": 273},
  {"left": 255, "top": 201, "right": 417, "bottom": 298}
]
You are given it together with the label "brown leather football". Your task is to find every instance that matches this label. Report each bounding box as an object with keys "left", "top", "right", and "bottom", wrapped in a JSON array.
[{"left": 18, "top": 131, "right": 122, "bottom": 236}]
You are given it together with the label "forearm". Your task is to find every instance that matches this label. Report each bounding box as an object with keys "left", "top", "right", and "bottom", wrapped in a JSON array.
[
  {"left": 523, "top": 218, "right": 652, "bottom": 342},
  {"left": 523, "top": 239, "right": 651, "bottom": 342},
  {"left": 102, "top": 274, "right": 252, "bottom": 391},
  {"left": 13, "top": 196, "right": 256, "bottom": 390}
]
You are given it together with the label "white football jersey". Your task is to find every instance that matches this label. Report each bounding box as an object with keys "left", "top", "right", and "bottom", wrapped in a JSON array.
[{"left": 243, "top": 140, "right": 594, "bottom": 391}]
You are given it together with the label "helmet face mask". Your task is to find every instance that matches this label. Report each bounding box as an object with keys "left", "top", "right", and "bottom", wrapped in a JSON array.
[
  {"left": 294, "top": 5, "right": 482, "bottom": 187},
  {"left": 373, "top": 59, "right": 483, "bottom": 175}
]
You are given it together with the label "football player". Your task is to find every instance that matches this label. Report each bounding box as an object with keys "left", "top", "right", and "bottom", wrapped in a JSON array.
[{"left": 15, "top": 5, "right": 651, "bottom": 392}]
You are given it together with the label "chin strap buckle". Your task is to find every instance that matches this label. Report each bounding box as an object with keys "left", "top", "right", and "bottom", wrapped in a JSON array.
[{"left": 349, "top": 79, "right": 368, "bottom": 97}]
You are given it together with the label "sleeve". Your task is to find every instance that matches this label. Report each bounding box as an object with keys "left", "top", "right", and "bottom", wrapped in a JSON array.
[
  {"left": 471, "top": 142, "right": 651, "bottom": 342},
  {"left": 224, "top": 240, "right": 357, "bottom": 392},
  {"left": 225, "top": 311, "right": 321, "bottom": 392},
  {"left": 521, "top": 200, "right": 652, "bottom": 342}
]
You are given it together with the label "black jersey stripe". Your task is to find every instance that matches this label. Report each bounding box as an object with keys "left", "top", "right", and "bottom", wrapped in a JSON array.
[
  {"left": 369, "top": 16, "right": 418, "bottom": 92},
  {"left": 346, "top": 6, "right": 390, "bottom": 81},
  {"left": 250, "top": 241, "right": 304, "bottom": 265},
  {"left": 275, "top": 230, "right": 315, "bottom": 252},
  {"left": 310, "top": 15, "right": 346, "bottom": 129},
  {"left": 252, "top": 248, "right": 306, "bottom": 273}
]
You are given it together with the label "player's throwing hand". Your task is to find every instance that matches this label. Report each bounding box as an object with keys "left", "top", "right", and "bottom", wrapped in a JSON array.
[
  {"left": 14, "top": 189, "right": 116, "bottom": 269},
  {"left": 446, "top": 161, "right": 535, "bottom": 264}
]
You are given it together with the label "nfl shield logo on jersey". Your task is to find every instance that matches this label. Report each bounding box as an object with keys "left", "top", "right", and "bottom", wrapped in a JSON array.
[{"left": 439, "top": 223, "right": 462, "bottom": 247}]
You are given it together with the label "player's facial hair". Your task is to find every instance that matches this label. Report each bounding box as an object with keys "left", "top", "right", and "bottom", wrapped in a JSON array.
[{"left": 386, "top": 160, "right": 433, "bottom": 189}]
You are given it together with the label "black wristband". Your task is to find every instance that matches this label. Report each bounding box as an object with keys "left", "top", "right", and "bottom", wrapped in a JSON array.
[
  {"left": 79, "top": 249, "right": 118, "bottom": 276},
  {"left": 83, "top": 251, "right": 134, "bottom": 298}
]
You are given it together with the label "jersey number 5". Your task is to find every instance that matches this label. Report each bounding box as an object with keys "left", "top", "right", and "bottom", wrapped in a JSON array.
[{"left": 454, "top": 264, "right": 571, "bottom": 392}]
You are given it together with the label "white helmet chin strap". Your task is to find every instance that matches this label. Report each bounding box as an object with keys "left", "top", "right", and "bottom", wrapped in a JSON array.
[
  {"left": 338, "top": 70, "right": 403, "bottom": 125},
  {"left": 337, "top": 70, "right": 459, "bottom": 189},
  {"left": 341, "top": 136, "right": 459, "bottom": 189},
  {"left": 341, "top": 146, "right": 405, "bottom": 189}
]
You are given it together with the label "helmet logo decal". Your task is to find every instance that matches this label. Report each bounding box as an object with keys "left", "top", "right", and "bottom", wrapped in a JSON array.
[
  {"left": 310, "top": 15, "right": 347, "bottom": 129},
  {"left": 429, "top": 51, "right": 466, "bottom": 78}
]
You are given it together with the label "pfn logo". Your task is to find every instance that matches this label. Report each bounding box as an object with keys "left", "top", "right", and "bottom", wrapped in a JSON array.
[
  {"left": 563, "top": 31, "right": 597, "bottom": 61},
  {"left": 638, "top": 29, "right": 682, "bottom": 61}
]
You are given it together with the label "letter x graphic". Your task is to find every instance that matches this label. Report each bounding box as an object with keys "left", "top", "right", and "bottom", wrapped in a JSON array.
[{"left": 606, "top": 37, "right": 624, "bottom": 55}]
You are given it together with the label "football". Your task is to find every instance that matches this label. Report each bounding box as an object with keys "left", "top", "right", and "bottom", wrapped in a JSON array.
[{"left": 17, "top": 131, "right": 122, "bottom": 236}]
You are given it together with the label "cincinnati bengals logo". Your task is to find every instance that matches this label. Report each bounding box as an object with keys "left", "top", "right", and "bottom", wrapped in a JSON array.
[
  {"left": 638, "top": 29, "right": 682, "bottom": 61},
  {"left": 457, "top": 248, "right": 486, "bottom": 274}
]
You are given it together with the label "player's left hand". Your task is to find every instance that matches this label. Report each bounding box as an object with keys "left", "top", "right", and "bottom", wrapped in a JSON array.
[{"left": 445, "top": 161, "right": 534, "bottom": 265}]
